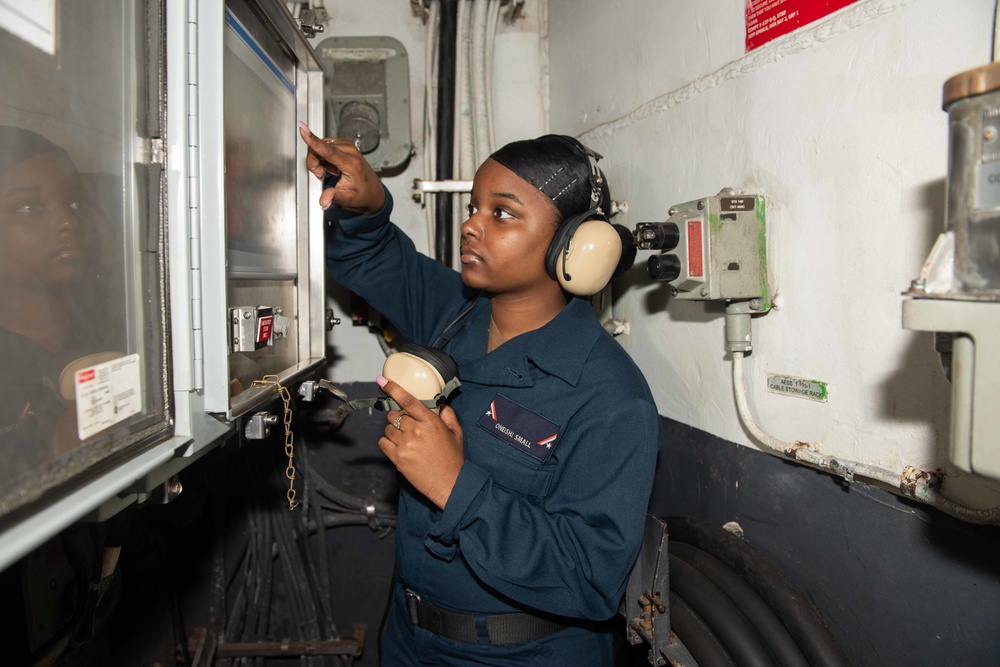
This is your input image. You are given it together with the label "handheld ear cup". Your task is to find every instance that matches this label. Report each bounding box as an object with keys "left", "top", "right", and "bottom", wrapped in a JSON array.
[
  {"left": 545, "top": 210, "right": 623, "bottom": 296},
  {"left": 381, "top": 343, "right": 459, "bottom": 406}
]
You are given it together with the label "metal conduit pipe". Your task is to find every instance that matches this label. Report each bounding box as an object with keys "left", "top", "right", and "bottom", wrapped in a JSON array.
[
  {"left": 470, "top": 0, "right": 492, "bottom": 163},
  {"left": 670, "top": 542, "right": 809, "bottom": 667},
  {"left": 667, "top": 591, "right": 736, "bottom": 667},
  {"left": 485, "top": 0, "right": 501, "bottom": 150},
  {"left": 423, "top": 0, "right": 440, "bottom": 257},
  {"left": 732, "top": 351, "right": 1000, "bottom": 526},
  {"left": 668, "top": 516, "right": 851, "bottom": 667},
  {"left": 668, "top": 554, "right": 777, "bottom": 667}
]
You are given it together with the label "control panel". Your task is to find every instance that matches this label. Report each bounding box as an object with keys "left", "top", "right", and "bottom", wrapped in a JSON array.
[{"left": 635, "top": 189, "right": 769, "bottom": 305}]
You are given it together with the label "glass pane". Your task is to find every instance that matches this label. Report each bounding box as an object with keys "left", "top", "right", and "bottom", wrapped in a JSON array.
[{"left": 0, "top": 0, "right": 169, "bottom": 517}]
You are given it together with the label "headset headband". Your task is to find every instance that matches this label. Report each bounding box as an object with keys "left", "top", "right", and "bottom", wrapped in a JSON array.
[{"left": 541, "top": 134, "right": 605, "bottom": 215}]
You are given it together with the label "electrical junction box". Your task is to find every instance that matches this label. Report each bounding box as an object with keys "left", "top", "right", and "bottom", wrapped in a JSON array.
[
  {"left": 639, "top": 189, "right": 769, "bottom": 304},
  {"left": 314, "top": 35, "right": 412, "bottom": 172}
]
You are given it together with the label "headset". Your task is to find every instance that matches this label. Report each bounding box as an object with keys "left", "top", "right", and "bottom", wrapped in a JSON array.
[
  {"left": 339, "top": 343, "right": 461, "bottom": 413},
  {"left": 542, "top": 136, "right": 636, "bottom": 296}
]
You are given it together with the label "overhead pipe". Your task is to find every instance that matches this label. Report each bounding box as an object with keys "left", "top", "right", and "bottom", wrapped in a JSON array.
[{"left": 435, "top": 0, "right": 457, "bottom": 266}]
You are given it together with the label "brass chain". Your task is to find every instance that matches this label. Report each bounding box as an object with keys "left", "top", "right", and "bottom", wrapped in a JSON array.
[{"left": 250, "top": 375, "right": 298, "bottom": 510}]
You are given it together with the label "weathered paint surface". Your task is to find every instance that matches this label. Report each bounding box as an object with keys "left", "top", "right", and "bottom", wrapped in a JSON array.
[{"left": 549, "top": 0, "right": 1000, "bottom": 506}]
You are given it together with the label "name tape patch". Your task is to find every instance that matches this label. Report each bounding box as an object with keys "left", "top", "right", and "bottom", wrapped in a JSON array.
[{"left": 477, "top": 394, "right": 561, "bottom": 462}]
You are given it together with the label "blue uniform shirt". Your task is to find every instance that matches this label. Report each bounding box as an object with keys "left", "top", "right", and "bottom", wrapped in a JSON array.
[{"left": 327, "top": 188, "right": 661, "bottom": 622}]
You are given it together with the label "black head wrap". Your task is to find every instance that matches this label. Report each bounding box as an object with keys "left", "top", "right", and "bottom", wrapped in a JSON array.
[
  {"left": 490, "top": 134, "right": 637, "bottom": 282},
  {"left": 489, "top": 134, "right": 610, "bottom": 223},
  {"left": 0, "top": 125, "right": 70, "bottom": 175}
]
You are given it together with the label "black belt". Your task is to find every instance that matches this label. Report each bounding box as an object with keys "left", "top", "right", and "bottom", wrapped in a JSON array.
[{"left": 404, "top": 588, "right": 566, "bottom": 645}]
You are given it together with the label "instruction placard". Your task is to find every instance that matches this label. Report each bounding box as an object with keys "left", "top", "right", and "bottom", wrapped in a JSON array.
[
  {"left": 75, "top": 353, "right": 142, "bottom": 440},
  {"left": 746, "top": 0, "right": 858, "bottom": 51}
]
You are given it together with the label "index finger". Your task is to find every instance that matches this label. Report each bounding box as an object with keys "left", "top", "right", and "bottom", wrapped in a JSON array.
[
  {"left": 377, "top": 376, "right": 436, "bottom": 422},
  {"left": 297, "top": 121, "right": 353, "bottom": 171}
]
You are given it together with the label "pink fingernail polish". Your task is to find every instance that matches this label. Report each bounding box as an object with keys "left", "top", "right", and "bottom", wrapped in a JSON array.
[
  {"left": 298, "top": 120, "right": 310, "bottom": 134},
  {"left": 376, "top": 375, "right": 388, "bottom": 388}
]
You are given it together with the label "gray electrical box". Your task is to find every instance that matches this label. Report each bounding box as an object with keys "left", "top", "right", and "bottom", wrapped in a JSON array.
[
  {"left": 315, "top": 35, "right": 412, "bottom": 172},
  {"left": 639, "top": 189, "right": 769, "bottom": 304}
]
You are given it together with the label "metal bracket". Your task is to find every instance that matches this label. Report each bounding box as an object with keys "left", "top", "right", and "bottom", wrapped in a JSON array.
[
  {"left": 296, "top": 8, "right": 327, "bottom": 39},
  {"left": 297, "top": 379, "right": 349, "bottom": 403},
  {"left": 230, "top": 306, "right": 277, "bottom": 353},
  {"left": 903, "top": 297, "right": 1000, "bottom": 480},
  {"left": 244, "top": 412, "right": 279, "bottom": 440},
  {"left": 622, "top": 515, "right": 698, "bottom": 666}
]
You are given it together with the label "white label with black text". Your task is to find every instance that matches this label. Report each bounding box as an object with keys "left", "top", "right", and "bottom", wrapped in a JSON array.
[
  {"left": 75, "top": 354, "right": 142, "bottom": 440},
  {"left": 766, "top": 374, "right": 828, "bottom": 403}
]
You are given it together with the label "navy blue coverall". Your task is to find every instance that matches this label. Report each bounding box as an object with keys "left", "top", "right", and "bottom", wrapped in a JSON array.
[{"left": 327, "top": 189, "right": 661, "bottom": 666}]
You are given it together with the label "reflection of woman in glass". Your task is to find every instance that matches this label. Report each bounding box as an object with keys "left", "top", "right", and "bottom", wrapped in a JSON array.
[{"left": 0, "top": 126, "right": 114, "bottom": 479}]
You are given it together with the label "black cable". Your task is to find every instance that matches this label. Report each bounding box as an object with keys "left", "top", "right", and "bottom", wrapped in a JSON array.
[
  {"left": 254, "top": 499, "right": 273, "bottom": 667},
  {"left": 223, "top": 537, "right": 252, "bottom": 644},
  {"left": 669, "top": 554, "right": 777, "bottom": 667},
  {"left": 308, "top": 465, "right": 396, "bottom": 518},
  {"left": 667, "top": 516, "right": 852, "bottom": 667},
  {"left": 671, "top": 541, "right": 808, "bottom": 667},
  {"left": 668, "top": 590, "right": 736, "bottom": 667},
  {"left": 293, "top": 439, "right": 337, "bottom": 646},
  {"left": 241, "top": 509, "right": 261, "bottom": 643},
  {"left": 435, "top": 0, "right": 457, "bottom": 266},
  {"left": 210, "top": 476, "right": 229, "bottom": 667},
  {"left": 311, "top": 485, "right": 334, "bottom": 631},
  {"left": 168, "top": 554, "right": 193, "bottom": 667},
  {"left": 304, "top": 512, "right": 398, "bottom": 536},
  {"left": 269, "top": 480, "right": 315, "bottom": 641}
]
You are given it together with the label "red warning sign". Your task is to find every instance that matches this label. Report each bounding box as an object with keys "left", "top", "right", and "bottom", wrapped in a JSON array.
[
  {"left": 257, "top": 316, "right": 274, "bottom": 343},
  {"left": 746, "top": 0, "right": 858, "bottom": 51}
]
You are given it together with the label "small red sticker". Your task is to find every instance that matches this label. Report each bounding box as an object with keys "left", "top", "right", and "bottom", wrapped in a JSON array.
[
  {"left": 688, "top": 220, "right": 704, "bottom": 278},
  {"left": 78, "top": 369, "right": 96, "bottom": 383},
  {"left": 257, "top": 316, "right": 274, "bottom": 343}
]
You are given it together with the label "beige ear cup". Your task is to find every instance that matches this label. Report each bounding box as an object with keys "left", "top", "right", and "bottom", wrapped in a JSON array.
[
  {"left": 382, "top": 352, "right": 447, "bottom": 410},
  {"left": 58, "top": 351, "right": 126, "bottom": 401},
  {"left": 556, "top": 219, "right": 624, "bottom": 296}
]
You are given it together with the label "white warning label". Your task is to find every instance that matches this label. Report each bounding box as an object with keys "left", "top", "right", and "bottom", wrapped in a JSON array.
[{"left": 75, "top": 353, "right": 142, "bottom": 440}]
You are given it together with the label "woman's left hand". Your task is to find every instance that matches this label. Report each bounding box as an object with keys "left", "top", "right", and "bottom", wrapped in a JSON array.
[{"left": 379, "top": 376, "right": 464, "bottom": 510}]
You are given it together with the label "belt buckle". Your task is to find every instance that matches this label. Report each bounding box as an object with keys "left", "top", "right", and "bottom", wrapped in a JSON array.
[{"left": 404, "top": 588, "right": 421, "bottom": 625}]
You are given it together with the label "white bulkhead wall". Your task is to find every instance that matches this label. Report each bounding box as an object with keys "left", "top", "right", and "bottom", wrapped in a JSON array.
[{"left": 547, "top": 0, "right": 1000, "bottom": 507}]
